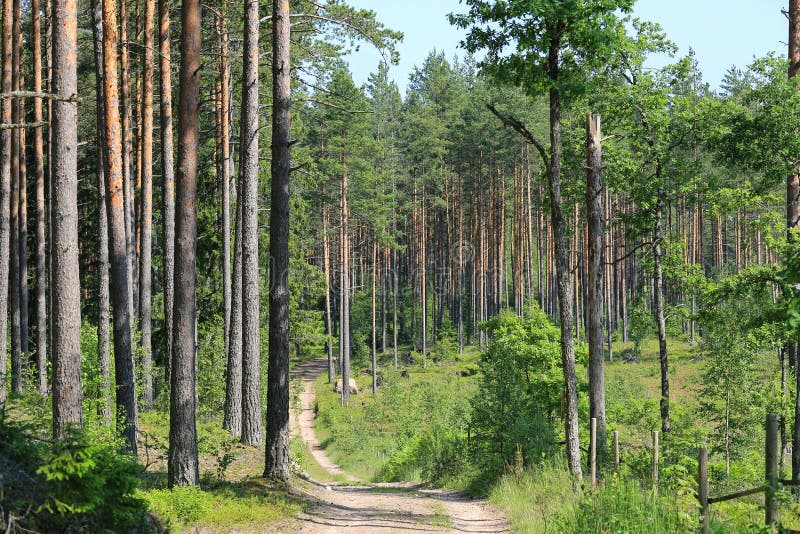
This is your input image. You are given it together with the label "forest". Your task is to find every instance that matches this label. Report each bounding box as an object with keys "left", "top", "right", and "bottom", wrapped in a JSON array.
[{"left": 0, "top": 0, "right": 799, "bottom": 532}]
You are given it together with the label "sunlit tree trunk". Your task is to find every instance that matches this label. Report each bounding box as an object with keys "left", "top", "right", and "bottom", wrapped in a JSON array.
[
  {"left": 265, "top": 0, "right": 291, "bottom": 482},
  {"left": 239, "top": 0, "right": 262, "bottom": 448},
  {"left": 32, "top": 0, "right": 47, "bottom": 396},
  {"left": 0, "top": 0, "right": 13, "bottom": 407},
  {"left": 168, "top": 0, "right": 201, "bottom": 487},
  {"left": 51, "top": 0, "right": 83, "bottom": 437},
  {"left": 159, "top": 0, "right": 175, "bottom": 386},
  {"left": 101, "top": 0, "right": 137, "bottom": 452},
  {"left": 138, "top": 0, "right": 155, "bottom": 409}
]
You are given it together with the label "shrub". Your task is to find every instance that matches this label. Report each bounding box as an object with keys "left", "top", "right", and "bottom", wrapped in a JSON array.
[{"left": 470, "top": 307, "right": 562, "bottom": 471}]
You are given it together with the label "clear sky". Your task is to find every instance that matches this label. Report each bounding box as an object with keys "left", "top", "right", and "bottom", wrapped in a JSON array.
[{"left": 343, "top": 0, "right": 787, "bottom": 94}]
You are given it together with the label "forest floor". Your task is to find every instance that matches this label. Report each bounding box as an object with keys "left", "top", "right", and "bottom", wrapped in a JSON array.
[{"left": 283, "top": 358, "right": 509, "bottom": 533}]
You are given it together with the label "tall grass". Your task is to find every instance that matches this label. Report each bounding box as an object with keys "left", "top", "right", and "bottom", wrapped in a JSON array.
[{"left": 490, "top": 457, "right": 693, "bottom": 533}]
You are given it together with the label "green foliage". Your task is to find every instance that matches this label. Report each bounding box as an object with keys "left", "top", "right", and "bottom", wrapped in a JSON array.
[
  {"left": 315, "top": 363, "right": 476, "bottom": 485},
  {"left": 628, "top": 299, "right": 653, "bottom": 359},
  {"left": 451, "top": 0, "right": 635, "bottom": 103},
  {"left": 0, "top": 417, "right": 150, "bottom": 532},
  {"left": 470, "top": 307, "right": 563, "bottom": 471}
]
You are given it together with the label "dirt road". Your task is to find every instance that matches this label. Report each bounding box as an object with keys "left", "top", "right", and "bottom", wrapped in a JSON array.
[{"left": 286, "top": 359, "right": 509, "bottom": 533}]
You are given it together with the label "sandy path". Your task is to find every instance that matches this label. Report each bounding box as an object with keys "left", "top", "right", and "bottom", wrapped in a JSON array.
[{"left": 286, "top": 359, "right": 509, "bottom": 534}]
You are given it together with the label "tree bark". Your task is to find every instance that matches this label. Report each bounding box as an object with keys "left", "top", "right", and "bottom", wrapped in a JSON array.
[
  {"left": 0, "top": 0, "right": 13, "bottom": 407},
  {"left": 323, "top": 200, "right": 335, "bottom": 383},
  {"left": 32, "top": 0, "right": 47, "bottom": 396},
  {"left": 547, "top": 38, "right": 581, "bottom": 479},
  {"left": 586, "top": 114, "right": 607, "bottom": 462},
  {"left": 217, "top": 6, "right": 232, "bottom": 385},
  {"left": 371, "top": 241, "right": 377, "bottom": 396},
  {"left": 120, "top": 0, "right": 135, "bottom": 320},
  {"left": 91, "top": 0, "right": 111, "bottom": 424},
  {"left": 240, "top": 0, "right": 262, "bottom": 448},
  {"left": 138, "top": 0, "right": 155, "bottom": 410},
  {"left": 9, "top": 0, "right": 21, "bottom": 395},
  {"left": 340, "top": 170, "right": 351, "bottom": 405},
  {"left": 51, "top": 0, "right": 83, "bottom": 437},
  {"left": 654, "top": 185, "right": 670, "bottom": 434},
  {"left": 159, "top": 0, "right": 175, "bottom": 386},
  {"left": 101, "top": 0, "right": 137, "bottom": 453},
  {"left": 789, "top": 0, "right": 800, "bottom": 485},
  {"left": 265, "top": 0, "right": 291, "bottom": 482},
  {"left": 168, "top": 0, "right": 201, "bottom": 487},
  {"left": 223, "top": 179, "right": 242, "bottom": 436}
]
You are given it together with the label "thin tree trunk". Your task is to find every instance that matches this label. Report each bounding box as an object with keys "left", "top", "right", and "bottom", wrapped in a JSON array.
[
  {"left": 371, "top": 241, "right": 377, "bottom": 396},
  {"left": 654, "top": 185, "right": 670, "bottom": 434},
  {"left": 10, "top": 0, "right": 21, "bottom": 394},
  {"left": 323, "top": 200, "right": 334, "bottom": 383},
  {"left": 168, "top": 0, "right": 201, "bottom": 487},
  {"left": 340, "top": 170, "right": 351, "bottom": 404},
  {"left": 264, "top": 0, "right": 291, "bottom": 482},
  {"left": 0, "top": 0, "right": 13, "bottom": 407},
  {"left": 32, "top": 0, "right": 47, "bottom": 396},
  {"left": 159, "top": 0, "right": 175, "bottom": 386},
  {"left": 91, "top": 0, "right": 111, "bottom": 424},
  {"left": 51, "top": 0, "right": 83, "bottom": 437},
  {"left": 547, "top": 46, "right": 581, "bottom": 477},
  {"left": 217, "top": 6, "right": 232, "bottom": 387},
  {"left": 120, "top": 0, "right": 135, "bottom": 322},
  {"left": 787, "top": 0, "right": 800, "bottom": 487},
  {"left": 101, "top": 0, "right": 137, "bottom": 453},
  {"left": 586, "top": 114, "right": 607, "bottom": 461},
  {"left": 240, "top": 0, "right": 262, "bottom": 447},
  {"left": 393, "top": 245, "right": 398, "bottom": 368},
  {"left": 138, "top": 0, "right": 155, "bottom": 409},
  {"left": 223, "top": 180, "right": 242, "bottom": 436}
]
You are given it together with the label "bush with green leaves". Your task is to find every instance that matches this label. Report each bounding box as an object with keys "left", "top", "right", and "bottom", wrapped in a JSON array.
[
  {"left": 0, "top": 416, "right": 151, "bottom": 532},
  {"left": 470, "top": 306, "right": 564, "bottom": 472}
]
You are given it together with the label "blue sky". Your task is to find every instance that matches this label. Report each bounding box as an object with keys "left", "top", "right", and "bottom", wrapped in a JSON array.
[{"left": 343, "top": 0, "right": 787, "bottom": 94}]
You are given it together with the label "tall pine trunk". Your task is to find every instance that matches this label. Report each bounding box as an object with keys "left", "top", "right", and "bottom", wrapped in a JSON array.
[
  {"left": 32, "top": 0, "right": 47, "bottom": 396},
  {"left": 91, "top": 0, "right": 111, "bottom": 424},
  {"left": 159, "top": 0, "right": 175, "bottom": 386},
  {"left": 0, "top": 0, "right": 12, "bottom": 407},
  {"left": 168, "top": 0, "right": 201, "bottom": 487},
  {"left": 265, "top": 0, "right": 291, "bottom": 482},
  {"left": 240, "top": 0, "right": 262, "bottom": 447},
  {"left": 51, "top": 0, "right": 83, "bottom": 437},
  {"left": 120, "top": 0, "right": 135, "bottom": 321},
  {"left": 10, "top": 0, "right": 21, "bottom": 394},
  {"left": 101, "top": 0, "right": 137, "bottom": 452},
  {"left": 139, "top": 0, "right": 155, "bottom": 409},
  {"left": 323, "top": 201, "right": 335, "bottom": 383},
  {"left": 223, "top": 185, "right": 242, "bottom": 436},
  {"left": 217, "top": 7, "right": 232, "bottom": 384}
]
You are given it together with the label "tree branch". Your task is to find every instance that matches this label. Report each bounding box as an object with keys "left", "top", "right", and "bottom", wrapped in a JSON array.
[
  {"left": 0, "top": 121, "right": 48, "bottom": 130},
  {"left": 486, "top": 103, "right": 550, "bottom": 172},
  {"left": 0, "top": 91, "right": 78, "bottom": 102}
]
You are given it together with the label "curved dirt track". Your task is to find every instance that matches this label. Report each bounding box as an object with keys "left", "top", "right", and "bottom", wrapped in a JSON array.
[{"left": 285, "top": 359, "right": 509, "bottom": 533}]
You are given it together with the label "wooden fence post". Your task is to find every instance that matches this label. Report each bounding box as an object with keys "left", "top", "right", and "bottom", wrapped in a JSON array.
[
  {"left": 590, "top": 417, "right": 597, "bottom": 485},
  {"left": 652, "top": 430, "right": 659, "bottom": 495},
  {"left": 698, "top": 445, "right": 709, "bottom": 534},
  {"left": 613, "top": 430, "right": 620, "bottom": 475},
  {"left": 765, "top": 413, "right": 778, "bottom": 529}
]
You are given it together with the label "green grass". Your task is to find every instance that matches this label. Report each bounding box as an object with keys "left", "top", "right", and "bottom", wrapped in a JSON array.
[
  {"left": 142, "top": 478, "right": 302, "bottom": 533},
  {"left": 313, "top": 348, "right": 480, "bottom": 485}
]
